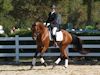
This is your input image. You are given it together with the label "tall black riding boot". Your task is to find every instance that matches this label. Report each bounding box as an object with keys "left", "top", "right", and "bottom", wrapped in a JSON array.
[
  {"left": 53, "top": 35, "right": 56, "bottom": 41},
  {"left": 52, "top": 35, "right": 58, "bottom": 47}
]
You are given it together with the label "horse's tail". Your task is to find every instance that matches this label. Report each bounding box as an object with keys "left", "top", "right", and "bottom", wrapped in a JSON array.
[{"left": 71, "top": 34, "right": 83, "bottom": 52}]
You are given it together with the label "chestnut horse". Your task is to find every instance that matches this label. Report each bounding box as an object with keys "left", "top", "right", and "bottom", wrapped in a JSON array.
[{"left": 31, "top": 21, "right": 84, "bottom": 69}]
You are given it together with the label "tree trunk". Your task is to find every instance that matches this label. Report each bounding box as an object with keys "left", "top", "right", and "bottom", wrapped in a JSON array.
[{"left": 87, "top": 0, "right": 94, "bottom": 25}]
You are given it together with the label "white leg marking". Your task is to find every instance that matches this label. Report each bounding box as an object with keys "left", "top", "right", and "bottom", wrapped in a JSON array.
[
  {"left": 55, "top": 58, "right": 61, "bottom": 64},
  {"left": 32, "top": 58, "right": 36, "bottom": 66},
  {"left": 40, "top": 58, "right": 45, "bottom": 63},
  {"left": 65, "top": 59, "right": 68, "bottom": 68}
]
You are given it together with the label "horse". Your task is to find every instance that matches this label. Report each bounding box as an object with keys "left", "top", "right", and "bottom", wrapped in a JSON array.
[{"left": 30, "top": 21, "right": 85, "bottom": 69}]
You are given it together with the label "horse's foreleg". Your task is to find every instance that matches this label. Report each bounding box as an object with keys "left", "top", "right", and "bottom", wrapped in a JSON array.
[
  {"left": 30, "top": 50, "right": 38, "bottom": 69},
  {"left": 40, "top": 57, "right": 47, "bottom": 67},
  {"left": 39, "top": 47, "right": 47, "bottom": 67},
  {"left": 32, "top": 50, "right": 38, "bottom": 65},
  {"left": 39, "top": 56, "right": 47, "bottom": 67}
]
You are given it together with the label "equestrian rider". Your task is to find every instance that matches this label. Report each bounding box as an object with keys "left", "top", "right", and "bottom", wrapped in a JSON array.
[{"left": 45, "top": 4, "right": 61, "bottom": 42}]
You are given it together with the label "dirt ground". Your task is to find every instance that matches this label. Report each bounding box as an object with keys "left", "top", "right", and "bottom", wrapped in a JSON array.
[
  {"left": 0, "top": 57, "right": 100, "bottom": 75},
  {"left": 0, "top": 65, "right": 100, "bottom": 75}
]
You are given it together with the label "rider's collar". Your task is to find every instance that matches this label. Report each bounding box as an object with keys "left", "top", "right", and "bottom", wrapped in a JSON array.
[{"left": 51, "top": 9, "right": 55, "bottom": 14}]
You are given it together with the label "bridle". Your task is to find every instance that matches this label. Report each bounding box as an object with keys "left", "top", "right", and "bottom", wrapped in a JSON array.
[{"left": 32, "top": 25, "right": 40, "bottom": 40}]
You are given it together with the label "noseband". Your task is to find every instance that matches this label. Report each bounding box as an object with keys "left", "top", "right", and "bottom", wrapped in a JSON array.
[{"left": 33, "top": 25, "right": 40, "bottom": 38}]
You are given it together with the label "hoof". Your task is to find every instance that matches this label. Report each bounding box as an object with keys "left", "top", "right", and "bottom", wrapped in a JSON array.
[
  {"left": 52, "top": 63, "right": 56, "bottom": 69},
  {"left": 43, "top": 62, "right": 47, "bottom": 67},
  {"left": 29, "top": 65, "right": 33, "bottom": 70},
  {"left": 64, "top": 66, "right": 68, "bottom": 68}
]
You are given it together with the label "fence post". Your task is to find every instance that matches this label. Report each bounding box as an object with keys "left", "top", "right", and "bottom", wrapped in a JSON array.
[{"left": 15, "top": 35, "right": 19, "bottom": 63}]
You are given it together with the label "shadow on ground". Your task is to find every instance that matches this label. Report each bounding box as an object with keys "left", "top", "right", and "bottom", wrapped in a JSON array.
[{"left": 0, "top": 57, "right": 99, "bottom": 66}]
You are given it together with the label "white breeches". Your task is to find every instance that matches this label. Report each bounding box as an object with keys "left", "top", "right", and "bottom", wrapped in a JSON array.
[{"left": 52, "top": 27, "right": 57, "bottom": 35}]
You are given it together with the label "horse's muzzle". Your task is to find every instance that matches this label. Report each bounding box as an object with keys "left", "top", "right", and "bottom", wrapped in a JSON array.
[{"left": 32, "top": 36, "right": 37, "bottom": 40}]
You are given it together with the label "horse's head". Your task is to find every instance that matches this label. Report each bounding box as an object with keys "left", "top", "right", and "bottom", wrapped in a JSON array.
[{"left": 31, "top": 22, "right": 45, "bottom": 40}]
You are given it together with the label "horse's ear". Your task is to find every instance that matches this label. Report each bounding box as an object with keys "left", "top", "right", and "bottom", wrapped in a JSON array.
[
  {"left": 32, "top": 23, "right": 36, "bottom": 26},
  {"left": 31, "top": 23, "right": 36, "bottom": 31}
]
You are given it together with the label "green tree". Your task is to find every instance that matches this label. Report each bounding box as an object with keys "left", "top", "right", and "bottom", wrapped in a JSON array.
[
  {"left": 0, "top": 0, "right": 100, "bottom": 34},
  {"left": 0, "top": 0, "right": 13, "bottom": 14},
  {"left": 87, "top": 0, "right": 94, "bottom": 25},
  {"left": 0, "top": 0, "right": 15, "bottom": 34}
]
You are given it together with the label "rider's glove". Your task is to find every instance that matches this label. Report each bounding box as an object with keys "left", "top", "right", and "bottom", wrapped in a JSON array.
[
  {"left": 47, "top": 23, "right": 50, "bottom": 26},
  {"left": 43, "top": 22, "right": 46, "bottom": 26},
  {"left": 43, "top": 22, "right": 50, "bottom": 27}
]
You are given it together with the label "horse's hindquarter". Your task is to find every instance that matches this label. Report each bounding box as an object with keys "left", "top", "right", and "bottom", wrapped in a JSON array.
[{"left": 61, "top": 30, "right": 72, "bottom": 44}]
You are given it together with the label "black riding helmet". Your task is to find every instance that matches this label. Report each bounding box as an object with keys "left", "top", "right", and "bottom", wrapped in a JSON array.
[{"left": 51, "top": 4, "right": 56, "bottom": 9}]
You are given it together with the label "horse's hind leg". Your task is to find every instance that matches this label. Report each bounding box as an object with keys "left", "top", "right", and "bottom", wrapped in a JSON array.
[
  {"left": 53, "top": 45, "right": 69, "bottom": 68},
  {"left": 52, "top": 56, "right": 62, "bottom": 68},
  {"left": 57, "top": 45, "right": 69, "bottom": 68},
  {"left": 55, "top": 56, "right": 61, "bottom": 65}
]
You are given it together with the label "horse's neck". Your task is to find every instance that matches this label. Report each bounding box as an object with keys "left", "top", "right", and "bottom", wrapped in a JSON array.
[
  {"left": 37, "top": 27, "right": 48, "bottom": 42},
  {"left": 38, "top": 26, "right": 47, "bottom": 36}
]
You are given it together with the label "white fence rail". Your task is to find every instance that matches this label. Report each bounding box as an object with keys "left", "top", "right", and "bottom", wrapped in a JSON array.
[{"left": 0, "top": 35, "right": 100, "bottom": 63}]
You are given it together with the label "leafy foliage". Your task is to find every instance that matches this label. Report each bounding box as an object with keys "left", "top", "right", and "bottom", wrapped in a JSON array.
[
  {"left": 0, "top": 0, "right": 100, "bottom": 35},
  {"left": 85, "top": 25, "right": 95, "bottom": 30},
  {"left": 9, "top": 29, "right": 32, "bottom": 37}
]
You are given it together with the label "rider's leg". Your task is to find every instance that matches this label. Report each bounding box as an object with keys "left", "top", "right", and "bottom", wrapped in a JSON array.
[{"left": 52, "top": 27, "right": 58, "bottom": 46}]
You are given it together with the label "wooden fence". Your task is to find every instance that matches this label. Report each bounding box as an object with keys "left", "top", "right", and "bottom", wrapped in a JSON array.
[{"left": 0, "top": 35, "right": 100, "bottom": 63}]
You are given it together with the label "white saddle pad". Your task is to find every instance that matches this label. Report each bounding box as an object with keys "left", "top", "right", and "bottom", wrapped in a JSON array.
[
  {"left": 49, "top": 31, "right": 63, "bottom": 41},
  {"left": 55, "top": 31, "right": 63, "bottom": 41}
]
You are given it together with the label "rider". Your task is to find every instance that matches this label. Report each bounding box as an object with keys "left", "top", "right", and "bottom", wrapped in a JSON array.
[{"left": 45, "top": 4, "right": 62, "bottom": 42}]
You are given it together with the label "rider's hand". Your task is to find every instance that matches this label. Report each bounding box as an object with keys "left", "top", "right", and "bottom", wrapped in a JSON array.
[
  {"left": 43, "top": 22, "right": 50, "bottom": 27},
  {"left": 43, "top": 22, "right": 46, "bottom": 26},
  {"left": 47, "top": 23, "right": 50, "bottom": 26}
]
